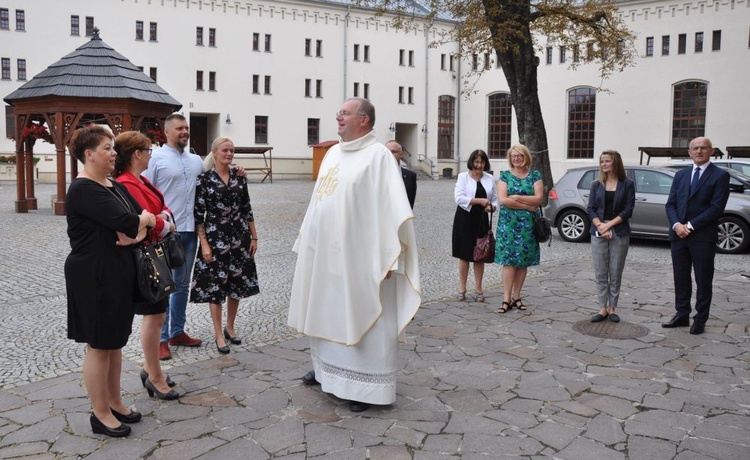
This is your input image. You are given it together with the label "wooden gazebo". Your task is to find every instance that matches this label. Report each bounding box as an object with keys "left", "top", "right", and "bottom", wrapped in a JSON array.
[{"left": 3, "top": 29, "right": 181, "bottom": 214}]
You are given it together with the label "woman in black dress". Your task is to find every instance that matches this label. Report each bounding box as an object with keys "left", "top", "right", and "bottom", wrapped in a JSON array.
[
  {"left": 65, "top": 126, "right": 155, "bottom": 437},
  {"left": 451, "top": 149, "right": 498, "bottom": 302},
  {"left": 191, "top": 137, "right": 260, "bottom": 354}
]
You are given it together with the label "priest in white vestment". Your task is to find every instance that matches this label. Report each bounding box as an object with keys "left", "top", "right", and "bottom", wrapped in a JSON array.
[{"left": 288, "top": 98, "right": 421, "bottom": 412}]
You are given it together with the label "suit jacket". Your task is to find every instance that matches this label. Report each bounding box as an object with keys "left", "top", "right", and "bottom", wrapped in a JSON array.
[
  {"left": 586, "top": 178, "right": 635, "bottom": 237},
  {"left": 665, "top": 162, "right": 730, "bottom": 243},
  {"left": 401, "top": 167, "right": 417, "bottom": 209}
]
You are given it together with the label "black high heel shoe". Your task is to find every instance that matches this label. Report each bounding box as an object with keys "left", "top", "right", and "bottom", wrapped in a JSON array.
[
  {"left": 140, "top": 369, "right": 176, "bottom": 388},
  {"left": 111, "top": 408, "right": 142, "bottom": 424},
  {"left": 90, "top": 414, "right": 131, "bottom": 437},
  {"left": 216, "top": 339, "right": 231, "bottom": 354},
  {"left": 145, "top": 377, "right": 180, "bottom": 400},
  {"left": 223, "top": 327, "right": 242, "bottom": 345}
]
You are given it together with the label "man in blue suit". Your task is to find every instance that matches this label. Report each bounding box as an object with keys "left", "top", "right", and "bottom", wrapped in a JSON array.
[{"left": 663, "top": 137, "right": 730, "bottom": 334}]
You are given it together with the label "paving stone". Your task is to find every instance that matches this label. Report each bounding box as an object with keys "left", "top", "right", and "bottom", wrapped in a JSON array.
[
  {"left": 384, "top": 424, "right": 425, "bottom": 447},
  {"left": 461, "top": 433, "right": 544, "bottom": 456},
  {"left": 577, "top": 394, "right": 638, "bottom": 419},
  {"left": 0, "top": 416, "right": 66, "bottom": 446},
  {"left": 523, "top": 420, "right": 583, "bottom": 450},
  {"left": 305, "top": 424, "right": 352, "bottom": 457},
  {"left": 83, "top": 439, "right": 157, "bottom": 460},
  {"left": 0, "top": 441, "right": 49, "bottom": 458},
  {"left": 443, "top": 412, "right": 507, "bottom": 435},
  {"left": 49, "top": 431, "right": 99, "bottom": 457},
  {"left": 583, "top": 413, "right": 626, "bottom": 445},
  {"left": 626, "top": 435, "right": 676, "bottom": 460},
  {"left": 253, "top": 417, "right": 305, "bottom": 454},
  {"left": 193, "top": 437, "right": 269, "bottom": 460},
  {"left": 484, "top": 409, "right": 538, "bottom": 429},
  {"left": 148, "top": 437, "right": 227, "bottom": 460},
  {"left": 679, "top": 436, "right": 750, "bottom": 460},
  {"left": 554, "top": 437, "right": 625, "bottom": 460}
]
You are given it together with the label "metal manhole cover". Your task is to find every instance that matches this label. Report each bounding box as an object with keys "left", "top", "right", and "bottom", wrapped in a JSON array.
[{"left": 572, "top": 320, "right": 650, "bottom": 339}]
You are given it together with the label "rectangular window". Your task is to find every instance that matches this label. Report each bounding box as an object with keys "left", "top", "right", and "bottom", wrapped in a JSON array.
[
  {"left": 71, "top": 15, "right": 79, "bottom": 35},
  {"left": 449, "top": 54, "right": 455, "bottom": 71},
  {"left": 545, "top": 47, "right": 553, "bottom": 64},
  {"left": 354, "top": 44, "right": 360, "bottom": 61},
  {"left": 408, "top": 87, "right": 414, "bottom": 104},
  {"left": 573, "top": 45, "right": 580, "bottom": 63},
  {"left": 149, "top": 67, "right": 157, "bottom": 83},
  {"left": 559, "top": 46, "right": 566, "bottom": 63},
  {"left": 409, "top": 50, "right": 414, "bottom": 67},
  {"left": 135, "top": 21, "right": 144, "bottom": 40},
  {"left": 472, "top": 53, "right": 478, "bottom": 70},
  {"left": 264, "top": 75, "right": 271, "bottom": 94},
  {"left": 695, "top": 32, "right": 703, "bottom": 52},
  {"left": 149, "top": 22, "right": 157, "bottom": 41},
  {"left": 1, "top": 58, "right": 10, "bottom": 80},
  {"left": 307, "top": 118, "right": 320, "bottom": 145},
  {"left": 255, "top": 116, "right": 268, "bottom": 144},
  {"left": 15, "top": 9, "right": 24, "bottom": 31},
  {"left": 305, "top": 79, "right": 311, "bottom": 97},
  {"left": 438, "top": 95, "right": 455, "bottom": 159},
  {"left": 399, "top": 49, "right": 405, "bottom": 66},
  {"left": 616, "top": 40, "right": 624, "bottom": 57},
  {"left": 364, "top": 83, "right": 369, "bottom": 99},
  {"left": 253, "top": 33, "right": 259, "bottom": 51},
  {"left": 316, "top": 39, "right": 322, "bottom": 57},
  {"left": 264, "top": 34, "right": 271, "bottom": 52},
  {"left": 209, "top": 28, "right": 216, "bottom": 47},
  {"left": 316, "top": 79, "right": 322, "bottom": 98},
  {"left": 567, "top": 88, "right": 597, "bottom": 159},
  {"left": 196, "top": 27, "right": 203, "bottom": 46},
  {"left": 209, "top": 71, "right": 216, "bottom": 90},
  {"left": 662, "top": 35, "right": 670, "bottom": 55},
  {"left": 0, "top": 9, "right": 8, "bottom": 30},
  {"left": 85, "top": 16, "right": 94, "bottom": 36},
  {"left": 252, "top": 75, "right": 259, "bottom": 94},
  {"left": 586, "top": 42, "right": 595, "bottom": 61},
  {"left": 353, "top": 82, "right": 359, "bottom": 97},
  {"left": 487, "top": 93, "right": 513, "bottom": 159},
  {"left": 678, "top": 34, "right": 686, "bottom": 54},
  {"left": 364, "top": 45, "right": 370, "bottom": 62},
  {"left": 484, "top": 52, "right": 491, "bottom": 70},
  {"left": 17, "top": 58, "right": 26, "bottom": 80},
  {"left": 646, "top": 37, "right": 654, "bottom": 56},
  {"left": 398, "top": 86, "right": 404, "bottom": 104},
  {"left": 441, "top": 54, "right": 446, "bottom": 70},
  {"left": 305, "top": 38, "right": 311, "bottom": 56},
  {"left": 712, "top": 30, "right": 721, "bottom": 51},
  {"left": 196, "top": 70, "right": 203, "bottom": 90}
]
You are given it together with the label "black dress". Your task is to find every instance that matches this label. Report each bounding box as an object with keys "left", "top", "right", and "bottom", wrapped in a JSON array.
[
  {"left": 65, "top": 179, "right": 142, "bottom": 350},
  {"left": 452, "top": 180, "right": 490, "bottom": 261}
]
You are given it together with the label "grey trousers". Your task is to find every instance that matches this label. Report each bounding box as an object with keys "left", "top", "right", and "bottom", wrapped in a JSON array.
[{"left": 591, "top": 233, "right": 630, "bottom": 309}]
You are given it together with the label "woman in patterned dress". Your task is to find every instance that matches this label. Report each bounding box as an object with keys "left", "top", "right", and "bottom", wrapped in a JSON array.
[
  {"left": 495, "top": 144, "right": 543, "bottom": 313},
  {"left": 190, "top": 137, "right": 260, "bottom": 354}
]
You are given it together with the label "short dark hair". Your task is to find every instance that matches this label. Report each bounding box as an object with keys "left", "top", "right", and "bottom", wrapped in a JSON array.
[
  {"left": 113, "top": 131, "right": 151, "bottom": 177},
  {"left": 466, "top": 149, "right": 490, "bottom": 172},
  {"left": 165, "top": 113, "right": 186, "bottom": 124},
  {"left": 68, "top": 125, "right": 114, "bottom": 163}
]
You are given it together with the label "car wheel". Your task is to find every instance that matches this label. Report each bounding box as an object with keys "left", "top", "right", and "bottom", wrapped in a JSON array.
[
  {"left": 557, "top": 209, "right": 590, "bottom": 243},
  {"left": 716, "top": 216, "right": 750, "bottom": 254}
]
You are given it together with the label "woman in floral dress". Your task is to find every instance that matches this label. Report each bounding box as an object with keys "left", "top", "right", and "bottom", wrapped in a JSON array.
[
  {"left": 191, "top": 137, "right": 259, "bottom": 354},
  {"left": 495, "top": 144, "right": 543, "bottom": 314}
]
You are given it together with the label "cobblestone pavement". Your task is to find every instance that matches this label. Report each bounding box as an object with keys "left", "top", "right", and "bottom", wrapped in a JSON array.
[{"left": 0, "top": 179, "right": 748, "bottom": 459}]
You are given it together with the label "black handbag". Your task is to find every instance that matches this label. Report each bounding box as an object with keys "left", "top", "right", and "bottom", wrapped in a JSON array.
[
  {"left": 533, "top": 207, "right": 552, "bottom": 245},
  {"left": 133, "top": 241, "right": 176, "bottom": 304},
  {"left": 163, "top": 233, "right": 185, "bottom": 268},
  {"left": 473, "top": 211, "right": 495, "bottom": 263}
]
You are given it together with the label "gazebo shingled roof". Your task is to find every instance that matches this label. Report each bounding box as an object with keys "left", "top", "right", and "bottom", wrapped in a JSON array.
[{"left": 4, "top": 29, "right": 181, "bottom": 214}]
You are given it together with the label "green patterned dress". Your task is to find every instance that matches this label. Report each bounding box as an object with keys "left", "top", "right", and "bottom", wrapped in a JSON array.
[{"left": 495, "top": 170, "right": 541, "bottom": 267}]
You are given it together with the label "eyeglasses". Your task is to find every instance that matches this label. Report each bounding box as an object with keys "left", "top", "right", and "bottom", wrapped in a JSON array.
[
  {"left": 690, "top": 146, "right": 711, "bottom": 151},
  {"left": 335, "top": 111, "right": 366, "bottom": 118}
]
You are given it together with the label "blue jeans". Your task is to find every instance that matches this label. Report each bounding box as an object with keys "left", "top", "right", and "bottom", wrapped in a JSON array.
[{"left": 162, "top": 231, "right": 198, "bottom": 342}]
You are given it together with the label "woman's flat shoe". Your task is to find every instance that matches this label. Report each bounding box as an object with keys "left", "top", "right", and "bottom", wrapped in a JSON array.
[
  {"left": 90, "top": 414, "right": 131, "bottom": 437},
  {"left": 111, "top": 408, "right": 142, "bottom": 424},
  {"left": 474, "top": 292, "right": 485, "bottom": 303},
  {"left": 497, "top": 301, "right": 512, "bottom": 314},
  {"left": 609, "top": 313, "right": 620, "bottom": 323},
  {"left": 140, "top": 369, "right": 176, "bottom": 388},
  {"left": 223, "top": 328, "right": 242, "bottom": 345},
  {"left": 216, "top": 340, "right": 231, "bottom": 354},
  {"left": 591, "top": 313, "right": 608, "bottom": 323},
  {"left": 145, "top": 377, "right": 180, "bottom": 400}
]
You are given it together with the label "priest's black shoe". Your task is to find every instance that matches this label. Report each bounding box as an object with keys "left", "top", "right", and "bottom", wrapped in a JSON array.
[
  {"left": 302, "top": 370, "right": 319, "bottom": 386},
  {"left": 661, "top": 315, "right": 689, "bottom": 328},
  {"left": 349, "top": 400, "right": 371, "bottom": 412},
  {"left": 90, "top": 414, "right": 131, "bottom": 437},
  {"left": 690, "top": 322, "right": 705, "bottom": 335}
]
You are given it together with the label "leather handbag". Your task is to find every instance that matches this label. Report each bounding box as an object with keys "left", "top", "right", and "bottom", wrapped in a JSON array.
[
  {"left": 163, "top": 233, "right": 185, "bottom": 268},
  {"left": 133, "top": 241, "right": 176, "bottom": 304},
  {"left": 533, "top": 207, "right": 552, "bottom": 245},
  {"left": 473, "top": 211, "right": 495, "bottom": 263}
]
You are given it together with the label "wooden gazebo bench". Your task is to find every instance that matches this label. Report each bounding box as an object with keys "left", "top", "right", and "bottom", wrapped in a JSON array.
[
  {"left": 233, "top": 146, "right": 273, "bottom": 183},
  {"left": 637, "top": 146, "right": 724, "bottom": 165}
]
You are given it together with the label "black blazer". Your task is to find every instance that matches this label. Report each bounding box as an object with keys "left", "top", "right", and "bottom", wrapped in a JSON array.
[
  {"left": 401, "top": 167, "right": 417, "bottom": 209},
  {"left": 665, "top": 162, "right": 730, "bottom": 243},
  {"left": 586, "top": 178, "right": 635, "bottom": 237}
]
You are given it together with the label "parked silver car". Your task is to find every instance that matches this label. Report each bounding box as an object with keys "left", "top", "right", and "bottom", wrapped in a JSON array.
[{"left": 545, "top": 165, "right": 750, "bottom": 254}]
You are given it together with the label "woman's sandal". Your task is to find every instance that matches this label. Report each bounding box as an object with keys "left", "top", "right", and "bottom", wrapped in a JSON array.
[
  {"left": 512, "top": 297, "right": 528, "bottom": 310},
  {"left": 497, "top": 301, "right": 512, "bottom": 313},
  {"left": 475, "top": 292, "right": 485, "bottom": 303},
  {"left": 457, "top": 291, "right": 467, "bottom": 301}
]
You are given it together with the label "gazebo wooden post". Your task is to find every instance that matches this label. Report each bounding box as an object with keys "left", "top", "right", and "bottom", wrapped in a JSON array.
[
  {"left": 23, "top": 138, "right": 37, "bottom": 210},
  {"left": 14, "top": 116, "right": 28, "bottom": 213},
  {"left": 53, "top": 112, "right": 67, "bottom": 215}
]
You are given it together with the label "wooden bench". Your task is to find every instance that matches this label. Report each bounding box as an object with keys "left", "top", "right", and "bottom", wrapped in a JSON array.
[
  {"left": 233, "top": 146, "right": 273, "bottom": 183},
  {"left": 638, "top": 146, "right": 723, "bottom": 165},
  {"left": 726, "top": 146, "right": 750, "bottom": 159}
]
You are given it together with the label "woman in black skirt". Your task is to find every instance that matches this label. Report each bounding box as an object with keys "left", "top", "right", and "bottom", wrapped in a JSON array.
[{"left": 451, "top": 149, "right": 498, "bottom": 302}]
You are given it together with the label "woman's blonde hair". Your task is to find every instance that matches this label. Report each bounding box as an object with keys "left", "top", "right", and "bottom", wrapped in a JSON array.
[
  {"left": 203, "top": 137, "right": 234, "bottom": 171},
  {"left": 598, "top": 150, "right": 626, "bottom": 183},
  {"left": 506, "top": 144, "right": 532, "bottom": 170}
]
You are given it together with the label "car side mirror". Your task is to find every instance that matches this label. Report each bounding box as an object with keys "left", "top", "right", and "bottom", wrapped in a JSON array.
[{"left": 728, "top": 183, "right": 745, "bottom": 194}]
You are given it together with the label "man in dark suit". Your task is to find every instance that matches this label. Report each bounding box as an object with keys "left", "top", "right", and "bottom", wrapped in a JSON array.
[
  {"left": 664, "top": 137, "right": 730, "bottom": 335},
  {"left": 387, "top": 140, "right": 417, "bottom": 209}
]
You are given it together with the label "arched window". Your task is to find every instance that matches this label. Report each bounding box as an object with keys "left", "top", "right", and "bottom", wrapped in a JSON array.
[
  {"left": 487, "top": 93, "right": 512, "bottom": 159},
  {"left": 437, "top": 95, "right": 455, "bottom": 159},
  {"left": 567, "top": 87, "right": 596, "bottom": 159},
  {"left": 672, "top": 81, "right": 707, "bottom": 148}
]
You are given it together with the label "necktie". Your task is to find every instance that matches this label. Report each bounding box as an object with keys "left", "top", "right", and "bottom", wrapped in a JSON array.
[{"left": 690, "top": 166, "right": 700, "bottom": 193}]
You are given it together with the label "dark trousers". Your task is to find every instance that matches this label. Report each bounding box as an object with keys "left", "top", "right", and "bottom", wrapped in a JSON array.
[{"left": 671, "top": 238, "right": 716, "bottom": 324}]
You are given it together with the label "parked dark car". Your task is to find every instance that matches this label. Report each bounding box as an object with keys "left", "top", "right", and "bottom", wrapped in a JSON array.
[{"left": 545, "top": 165, "right": 750, "bottom": 254}]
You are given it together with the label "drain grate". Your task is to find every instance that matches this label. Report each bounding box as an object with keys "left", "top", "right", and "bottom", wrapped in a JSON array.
[{"left": 572, "top": 320, "right": 650, "bottom": 339}]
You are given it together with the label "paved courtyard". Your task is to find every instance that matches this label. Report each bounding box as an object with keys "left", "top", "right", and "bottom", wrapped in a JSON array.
[{"left": 0, "top": 178, "right": 748, "bottom": 459}]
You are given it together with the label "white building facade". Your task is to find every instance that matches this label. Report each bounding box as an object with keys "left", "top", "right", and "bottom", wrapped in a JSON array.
[{"left": 1, "top": 0, "right": 748, "bottom": 182}]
